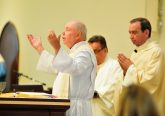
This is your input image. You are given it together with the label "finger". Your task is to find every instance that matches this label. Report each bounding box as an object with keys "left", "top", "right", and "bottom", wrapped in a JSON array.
[
  {"left": 27, "top": 34, "right": 31, "bottom": 39},
  {"left": 49, "top": 30, "right": 57, "bottom": 40},
  {"left": 50, "top": 31, "right": 55, "bottom": 37},
  {"left": 118, "top": 53, "right": 124, "bottom": 59},
  {"left": 119, "top": 54, "right": 127, "bottom": 61},
  {"left": 48, "top": 30, "right": 53, "bottom": 37},
  {"left": 57, "top": 34, "right": 61, "bottom": 41},
  {"left": 118, "top": 54, "right": 125, "bottom": 61},
  {"left": 48, "top": 31, "right": 52, "bottom": 39},
  {"left": 27, "top": 34, "right": 34, "bottom": 43}
]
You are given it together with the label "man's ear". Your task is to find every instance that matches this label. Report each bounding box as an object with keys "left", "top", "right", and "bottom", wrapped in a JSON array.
[
  {"left": 76, "top": 31, "right": 81, "bottom": 38},
  {"left": 104, "top": 48, "right": 108, "bottom": 53},
  {"left": 144, "top": 29, "right": 149, "bottom": 37},
  {"left": 75, "top": 31, "right": 82, "bottom": 41}
]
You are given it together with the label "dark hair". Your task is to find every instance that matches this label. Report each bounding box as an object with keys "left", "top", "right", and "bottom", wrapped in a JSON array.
[
  {"left": 88, "top": 35, "right": 108, "bottom": 49},
  {"left": 130, "top": 17, "right": 152, "bottom": 38},
  {"left": 118, "top": 85, "right": 159, "bottom": 116}
]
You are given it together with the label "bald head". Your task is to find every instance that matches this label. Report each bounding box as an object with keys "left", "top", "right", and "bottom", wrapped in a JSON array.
[
  {"left": 62, "top": 20, "right": 87, "bottom": 48},
  {"left": 66, "top": 21, "right": 87, "bottom": 40}
]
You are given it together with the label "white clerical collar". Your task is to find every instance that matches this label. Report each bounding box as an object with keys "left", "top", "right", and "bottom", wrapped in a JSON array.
[{"left": 70, "top": 41, "right": 87, "bottom": 52}]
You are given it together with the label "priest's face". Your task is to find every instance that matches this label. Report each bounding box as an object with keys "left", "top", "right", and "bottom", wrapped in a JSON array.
[
  {"left": 89, "top": 42, "right": 108, "bottom": 65},
  {"left": 129, "top": 21, "right": 149, "bottom": 47},
  {"left": 62, "top": 21, "right": 80, "bottom": 49}
]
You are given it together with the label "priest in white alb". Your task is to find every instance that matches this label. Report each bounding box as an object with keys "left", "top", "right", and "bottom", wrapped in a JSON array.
[
  {"left": 88, "top": 35, "right": 123, "bottom": 116},
  {"left": 118, "top": 17, "right": 165, "bottom": 115},
  {"left": 27, "top": 20, "right": 97, "bottom": 116}
]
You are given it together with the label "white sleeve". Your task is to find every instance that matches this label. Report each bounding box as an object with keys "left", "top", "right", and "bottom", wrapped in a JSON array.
[
  {"left": 122, "top": 64, "right": 138, "bottom": 87},
  {"left": 36, "top": 50, "right": 58, "bottom": 74},
  {"left": 52, "top": 48, "right": 93, "bottom": 75}
]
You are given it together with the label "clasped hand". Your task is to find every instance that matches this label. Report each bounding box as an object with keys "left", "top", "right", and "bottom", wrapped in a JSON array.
[{"left": 118, "top": 53, "right": 133, "bottom": 75}]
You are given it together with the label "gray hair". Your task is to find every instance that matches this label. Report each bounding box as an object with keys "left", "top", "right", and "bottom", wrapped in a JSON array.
[{"left": 73, "top": 21, "right": 87, "bottom": 40}]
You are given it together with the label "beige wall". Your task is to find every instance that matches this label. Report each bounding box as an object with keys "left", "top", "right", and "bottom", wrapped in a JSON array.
[
  {"left": 0, "top": 0, "right": 163, "bottom": 90},
  {"left": 160, "top": 0, "right": 165, "bottom": 53}
]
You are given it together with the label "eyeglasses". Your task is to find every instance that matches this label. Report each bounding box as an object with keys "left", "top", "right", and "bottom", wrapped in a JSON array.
[{"left": 93, "top": 48, "right": 104, "bottom": 54}]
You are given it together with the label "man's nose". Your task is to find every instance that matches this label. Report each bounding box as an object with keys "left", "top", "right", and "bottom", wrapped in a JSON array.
[{"left": 130, "top": 34, "right": 134, "bottom": 40}]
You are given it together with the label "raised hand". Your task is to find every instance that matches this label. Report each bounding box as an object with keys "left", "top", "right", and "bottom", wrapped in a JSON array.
[
  {"left": 47, "top": 31, "right": 61, "bottom": 53},
  {"left": 27, "top": 34, "right": 44, "bottom": 54}
]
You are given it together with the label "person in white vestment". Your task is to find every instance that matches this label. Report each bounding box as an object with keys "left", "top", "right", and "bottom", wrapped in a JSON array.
[
  {"left": 117, "top": 17, "right": 165, "bottom": 115},
  {"left": 27, "top": 20, "right": 97, "bottom": 116},
  {"left": 88, "top": 35, "right": 123, "bottom": 116}
]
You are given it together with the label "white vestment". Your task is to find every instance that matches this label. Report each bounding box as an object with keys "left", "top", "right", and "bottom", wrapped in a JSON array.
[
  {"left": 123, "top": 40, "right": 165, "bottom": 115},
  {"left": 92, "top": 58, "right": 123, "bottom": 116},
  {"left": 37, "top": 41, "right": 97, "bottom": 116}
]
